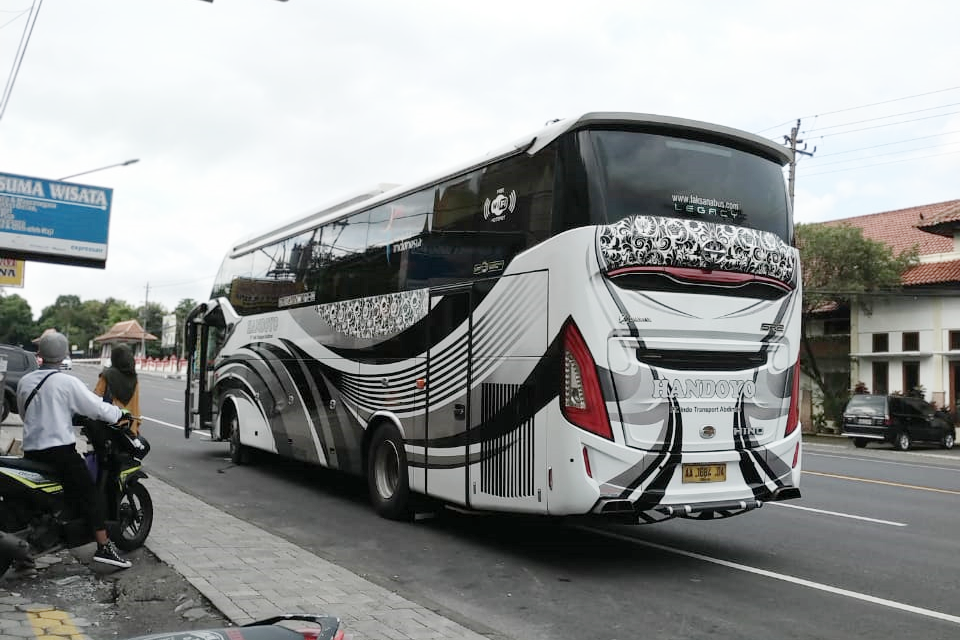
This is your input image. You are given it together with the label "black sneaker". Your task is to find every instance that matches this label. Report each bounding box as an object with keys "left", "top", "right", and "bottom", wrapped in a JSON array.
[{"left": 93, "top": 542, "right": 132, "bottom": 569}]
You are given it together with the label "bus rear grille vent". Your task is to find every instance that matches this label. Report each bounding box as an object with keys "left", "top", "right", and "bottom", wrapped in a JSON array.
[{"left": 480, "top": 383, "right": 535, "bottom": 498}]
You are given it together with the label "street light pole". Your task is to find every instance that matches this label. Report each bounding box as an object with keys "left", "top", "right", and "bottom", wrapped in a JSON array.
[{"left": 58, "top": 158, "right": 139, "bottom": 181}]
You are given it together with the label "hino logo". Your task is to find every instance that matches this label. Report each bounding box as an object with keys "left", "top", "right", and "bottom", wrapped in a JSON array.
[
  {"left": 734, "top": 425, "right": 764, "bottom": 437},
  {"left": 653, "top": 379, "right": 756, "bottom": 399}
]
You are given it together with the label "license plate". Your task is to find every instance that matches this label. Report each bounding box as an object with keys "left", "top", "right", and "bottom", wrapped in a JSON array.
[
  {"left": 682, "top": 463, "right": 726, "bottom": 483},
  {"left": 857, "top": 417, "right": 872, "bottom": 425}
]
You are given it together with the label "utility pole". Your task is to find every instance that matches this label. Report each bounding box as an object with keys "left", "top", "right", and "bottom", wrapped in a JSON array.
[
  {"left": 141, "top": 282, "right": 149, "bottom": 360},
  {"left": 784, "top": 118, "right": 816, "bottom": 209}
]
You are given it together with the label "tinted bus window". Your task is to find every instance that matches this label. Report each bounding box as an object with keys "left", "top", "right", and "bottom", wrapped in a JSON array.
[
  {"left": 363, "top": 190, "right": 434, "bottom": 295},
  {"left": 314, "top": 211, "right": 370, "bottom": 302},
  {"left": 581, "top": 130, "right": 790, "bottom": 242},
  {"left": 427, "top": 151, "right": 555, "bottom": 284}
]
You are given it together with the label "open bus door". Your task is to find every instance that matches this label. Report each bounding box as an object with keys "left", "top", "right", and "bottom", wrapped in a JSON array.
[{"left": 183, "top": 301, "right": 228, "bottom": 439}]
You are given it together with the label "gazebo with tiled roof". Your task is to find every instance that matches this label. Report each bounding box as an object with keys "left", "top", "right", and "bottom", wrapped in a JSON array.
[{"left": 93, "top": 319, "right": 157, "bottom": 360}]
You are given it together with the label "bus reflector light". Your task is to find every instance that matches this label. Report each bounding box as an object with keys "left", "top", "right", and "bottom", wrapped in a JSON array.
[
  {"left": 785, "top": 359, "right": 801, "bottom": 436},
  {"left": 561, "top": 320, "right": 613, "bottom": 440},
  {"left": 416, "top": 378, "right": 426, "bottom": 389},
  {"left": 582, "top": 446, "right": 593, "bottom": 478},
  {"left": 792, "top": 442, "right": 800, "bottom": 468}
]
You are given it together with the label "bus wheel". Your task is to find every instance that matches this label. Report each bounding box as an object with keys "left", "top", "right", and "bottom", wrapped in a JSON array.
[
  {"left": 367, "top": 424, "right": 412, "bottom": 521},
  {"left": 228, "top": 414, "right": 251, "bottom": 465}
]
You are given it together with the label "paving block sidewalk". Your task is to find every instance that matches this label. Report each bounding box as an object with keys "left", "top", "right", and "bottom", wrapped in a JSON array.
[{"left": 146, "top": 477, "right": 490, "bottom": 640}]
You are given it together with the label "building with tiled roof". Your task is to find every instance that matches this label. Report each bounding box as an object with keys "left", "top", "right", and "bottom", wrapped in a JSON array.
[
  {"left": 814, "top": 198, "right": 960, "bottom": 417},
  {"left": 93, "top": 319, "right": 157, "bottom": 361}
]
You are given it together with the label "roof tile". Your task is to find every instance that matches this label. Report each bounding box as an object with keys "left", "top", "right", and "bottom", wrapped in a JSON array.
[
  {"left": 822, "top": 199, "right": 960, "bottom": 256},
  {"left": 901, "top": 259, "right": 960, "bottom": 286}
]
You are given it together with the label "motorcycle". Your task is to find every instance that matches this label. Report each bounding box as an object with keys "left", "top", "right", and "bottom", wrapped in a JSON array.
[
  {"left": 0, "top": 417, "right": 152, "bottom": 575},
  {"left": 124, "top": 614, "right": 344, "bottom": 640}
]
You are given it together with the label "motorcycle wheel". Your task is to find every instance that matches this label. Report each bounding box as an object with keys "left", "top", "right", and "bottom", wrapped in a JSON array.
[{"left": 115, "top": 482, "right": 153, "bottom": 552}]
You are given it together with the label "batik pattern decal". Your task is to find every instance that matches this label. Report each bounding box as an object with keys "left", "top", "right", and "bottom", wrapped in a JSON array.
[
  {"left": 597, "top": 216, "right": 797, "bottom": 284},
  {"left": 316, "top": 288, "right": 428, "bottom": 338}
]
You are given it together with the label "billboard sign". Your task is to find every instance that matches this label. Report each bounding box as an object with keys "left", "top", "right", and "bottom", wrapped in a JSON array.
[
  {"left": 0, "top": 171, "right": 113, "bottom": 268},
  {"left": 161, "top": 313, "right": 177, "bottom": 348},
  {"left": 0, "top": 258, "right": 24, "bottom": 287}
]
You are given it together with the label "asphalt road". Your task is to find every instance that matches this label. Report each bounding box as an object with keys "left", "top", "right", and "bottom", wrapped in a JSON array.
[{"left": 71, "top": 365, "right": 960, "bottom": 640}]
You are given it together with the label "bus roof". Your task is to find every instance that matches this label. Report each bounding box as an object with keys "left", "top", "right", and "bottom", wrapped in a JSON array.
[{"left": 230, "top": 112, "right": 791, "bottom": 258}]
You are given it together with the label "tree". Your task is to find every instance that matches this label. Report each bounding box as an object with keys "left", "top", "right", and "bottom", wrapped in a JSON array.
[
  {"left": 137, "top": 301, "right": 169, "bottom": 358},
  {"left": 0, "top": 294, "right": 36, "bottom": 348},
  {"left": 37, "top": 295, "right": 85, "bottom": 354},
  {"left": 174, "top": 298, "right": 199, "bottom": 357},
  {"left": 796, "top": 222, "right": 919, "bottom": 420}
]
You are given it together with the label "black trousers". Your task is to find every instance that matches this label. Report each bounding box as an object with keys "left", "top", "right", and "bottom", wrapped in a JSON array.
[{"left": 25, "top": 445, "right": 106, "bottom": 533}]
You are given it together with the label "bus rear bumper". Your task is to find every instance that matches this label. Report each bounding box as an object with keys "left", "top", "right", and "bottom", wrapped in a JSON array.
[{"left": 591, "top": 485, "right": 800, "bottom": 520}]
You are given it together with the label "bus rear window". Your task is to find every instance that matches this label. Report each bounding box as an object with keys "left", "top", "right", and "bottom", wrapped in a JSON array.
[{"left": 583, "top": 130, "right": 791, "bottom": 242}]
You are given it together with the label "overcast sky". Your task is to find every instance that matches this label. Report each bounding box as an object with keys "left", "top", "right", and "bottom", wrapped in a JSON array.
[{"left": 1, "top": 0, "right": 958, "bottom": 320}]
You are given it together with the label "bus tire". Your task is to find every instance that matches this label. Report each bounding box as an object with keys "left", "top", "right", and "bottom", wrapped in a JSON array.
[
  {"left": 228, "top": 414, "right": 251, "bottom": 465},
  {"left": 367, "top": 424, "right": 412, "bottom": 521}
]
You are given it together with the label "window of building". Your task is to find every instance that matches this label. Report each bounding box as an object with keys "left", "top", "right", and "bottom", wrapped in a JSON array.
[
  {"left": 950, "top": 330, "right": 960, "bottom": 351},
  {"left": 823, "top": 319, "right": 850, "bottom": 335},
  {"left": 902, "top": 331, "right": 920, "bottom": 352},
  {"left": 902, "top": 361, "right": 920, "bottom": 396},
  {"left": 872, "top": 333, "right": 889, "bottom": 353},
  {"left": 872, "top": 361, "right": 888, "bottom": 395}
]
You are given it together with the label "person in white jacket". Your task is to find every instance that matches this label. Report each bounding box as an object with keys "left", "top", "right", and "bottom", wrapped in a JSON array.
[{"left": 16, "top": 331, "right": 133, "bottom": 569}]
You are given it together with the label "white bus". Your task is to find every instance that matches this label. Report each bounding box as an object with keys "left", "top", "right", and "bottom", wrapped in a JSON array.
[{"left": 184, "top": 112, "right": 802, "bottom": 523}]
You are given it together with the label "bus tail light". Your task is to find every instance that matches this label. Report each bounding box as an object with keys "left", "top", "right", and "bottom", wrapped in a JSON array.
[
  {"left": 561, "top": 320, "right": 613, "bottom": 440},
  {"left": 785, "top": 359, "right": 801, "bottom": 436}
]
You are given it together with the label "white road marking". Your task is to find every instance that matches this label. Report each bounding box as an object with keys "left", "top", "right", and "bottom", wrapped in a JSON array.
[
  {"left": 163, "top": 397, "right": 182, "bottom": 403},
  {"left": 142, "top": 416, "right": 210, "bottom": 438},
  {"left": 766, "top": 502, "right": 907, "bottom": 526},
  {"left": 578, "top": 525, "right": 960, "bottom": 626},
  {"left": 806, "top": 450, "right": 960, "bottom": 471}
]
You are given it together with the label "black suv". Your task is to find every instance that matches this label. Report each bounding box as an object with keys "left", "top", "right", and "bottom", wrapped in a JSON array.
[
  {"left": 841, "top": 394, "right": 956, "bottom": 451},
  {"left": 0, "top": 344, "right": 38, "bottom": 423}
]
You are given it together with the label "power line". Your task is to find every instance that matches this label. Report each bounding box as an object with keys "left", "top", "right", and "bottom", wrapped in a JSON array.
[
  {"left": 805, "top": 109, "right": 960, "bottom": 140},
  {"left": 754, "top": 85, "right": 960, "bottom": 134},
  {"left": 802, "top": 139, "right": 960, "bottom": 170},
  {"left": 802, "top": 101, "right": 960, "bottom": 134},
  {"left": 801, "top": 85, "right": 960, "bottom": 120},
  {"left": 0, "top": 0, "right": 43, "bottom": 124},
  {"left": 0, "top": 9, "right": 29, "bottom": 31},
  {"left": 815, "top": 130, "right": 960, "bottom": 158},
  {"left": 799, "top": 149, "right": 960, "bottom": 177}
]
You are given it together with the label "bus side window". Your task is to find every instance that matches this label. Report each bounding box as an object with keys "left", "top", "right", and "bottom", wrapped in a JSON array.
[
  {"left": 363, "top": 191, "right": 434, "bottom": 296},
  {"left": 319, "top": 211, "right": 370, "bottom": 301}
]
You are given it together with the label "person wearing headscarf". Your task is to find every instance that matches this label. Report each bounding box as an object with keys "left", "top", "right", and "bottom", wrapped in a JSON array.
[{"left": 94, "top": 344, "right": 142, "bottom": 435}]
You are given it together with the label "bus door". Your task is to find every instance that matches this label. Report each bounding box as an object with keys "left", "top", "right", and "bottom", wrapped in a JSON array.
[
  {"left": 425, "top": 284, "right": 475, "bottom": 508},
  {"left": 183, "top": 301, "right": 227, "bottom": 439}
]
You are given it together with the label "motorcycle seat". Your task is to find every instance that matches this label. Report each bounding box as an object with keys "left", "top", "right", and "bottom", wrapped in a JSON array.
[{"left": 0, "top": 456, "right": 59, "bottom": 476}]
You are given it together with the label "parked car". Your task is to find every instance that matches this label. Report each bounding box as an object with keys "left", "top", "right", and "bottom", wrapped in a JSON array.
[
  {"left": 0, "top": 344, "right": 39, "bottom": 423},
  {"left": 60, "top": 356, "right": 73, "bottom": 370},
  {"left": 841, "top": 394, "right": 956, "bottom": 451}
]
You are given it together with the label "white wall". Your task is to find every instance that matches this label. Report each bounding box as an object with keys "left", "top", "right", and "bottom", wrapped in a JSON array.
[{"left": 854, "top": 294, "right": 960, "bottom": 406}]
